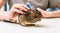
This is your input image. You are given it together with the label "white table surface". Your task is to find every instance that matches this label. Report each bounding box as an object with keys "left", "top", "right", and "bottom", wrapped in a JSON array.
[{"left": 0, "top": 18, "right": 60, "bottom": 33}]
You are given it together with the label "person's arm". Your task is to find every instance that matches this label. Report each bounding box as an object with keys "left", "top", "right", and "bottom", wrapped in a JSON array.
[
  {"left": 0, "top": 4, "right": 29, "bottom": 20},
  {"left": 0, "top": 10, "right": 7, "bottom": 20},
  {"left": 0, "top": 0, "right": 7, "bottom": 20},
  {"left": 37, "top": 8, "right": 60, "bottom": 18},
  {"left": 0, "top": 0, "right": 29, "bottom": 20}
]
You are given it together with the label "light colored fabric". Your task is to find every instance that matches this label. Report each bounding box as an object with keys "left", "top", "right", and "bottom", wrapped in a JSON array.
[
  {"left": 46, "top": 8, "right": 59, "bottom": 12},
  {"left": 7, "top": 0, "right": 60, "bottom": 9},
  {"left": 49, "top": 0, "right": 60, "bottom": 8},
  {"left": 5, "top": 0, "right": 8, "bottom": 3},
  {"left": 8, "top": 0, "right": 48, "bottom": 9}
]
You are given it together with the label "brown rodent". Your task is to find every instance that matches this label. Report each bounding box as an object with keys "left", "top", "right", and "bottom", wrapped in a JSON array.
[
  {"left": 8, "top": 9, "right": 42, "bottom": 26},
  {"left": 18, "top": 9, "right": 42, "bottom": 26}
]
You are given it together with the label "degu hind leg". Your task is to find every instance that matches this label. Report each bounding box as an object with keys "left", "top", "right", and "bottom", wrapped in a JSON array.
[{"left": 18, "top": 20, "right": 36, "bottom": 26}]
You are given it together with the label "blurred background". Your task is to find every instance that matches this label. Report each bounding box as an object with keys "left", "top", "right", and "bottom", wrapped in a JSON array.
[{"left": 1, "top": 3, "right": 9, "bottom": 11}]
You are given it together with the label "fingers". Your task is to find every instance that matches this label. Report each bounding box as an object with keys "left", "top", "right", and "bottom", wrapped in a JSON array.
[
  {"left": 9, "top": 4, "right": 30, "bottom": 19},
  {"left": 10, "top": 4, "right": 30, "bottom": 15},
  {"left": 37, "top": 8, "right": 42, "bottom": 12},
  {"left": 13, "top": 8, "right": 24, "bottom": 14},
  {"left": 37, "top": 8, "right": 45, "bottom": 12},
  {"left": 12, "top": 4, "right": 29, "bottom": 11}
]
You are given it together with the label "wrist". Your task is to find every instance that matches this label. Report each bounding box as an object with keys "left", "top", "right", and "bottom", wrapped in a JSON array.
[
  {"left": 6, "top": 11, "right": 14, "bottom": 20},
  {"left": 0, "top": 11, "right": 9, "bottom": 20}
]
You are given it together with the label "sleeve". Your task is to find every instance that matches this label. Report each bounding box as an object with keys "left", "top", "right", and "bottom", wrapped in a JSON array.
[
  {"left": 8, "top": 0, "right": 27, "bottom": 9},
  {"left": 49, "top": 0, "right": 60, "bottom": 8},
  {"left": 28, "top": 0, "right": 48, "bottom": 10},
  {"left": 8, "top": 0, "right": 48, "bottom": 9}
]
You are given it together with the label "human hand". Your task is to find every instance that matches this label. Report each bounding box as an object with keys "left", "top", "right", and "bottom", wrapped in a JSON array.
[
  {"left": 37, "top": 8, "right": 50, "bottom": 18},
  {"left": 6, "top": 4, "right": 29, "bottom": 19}
]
